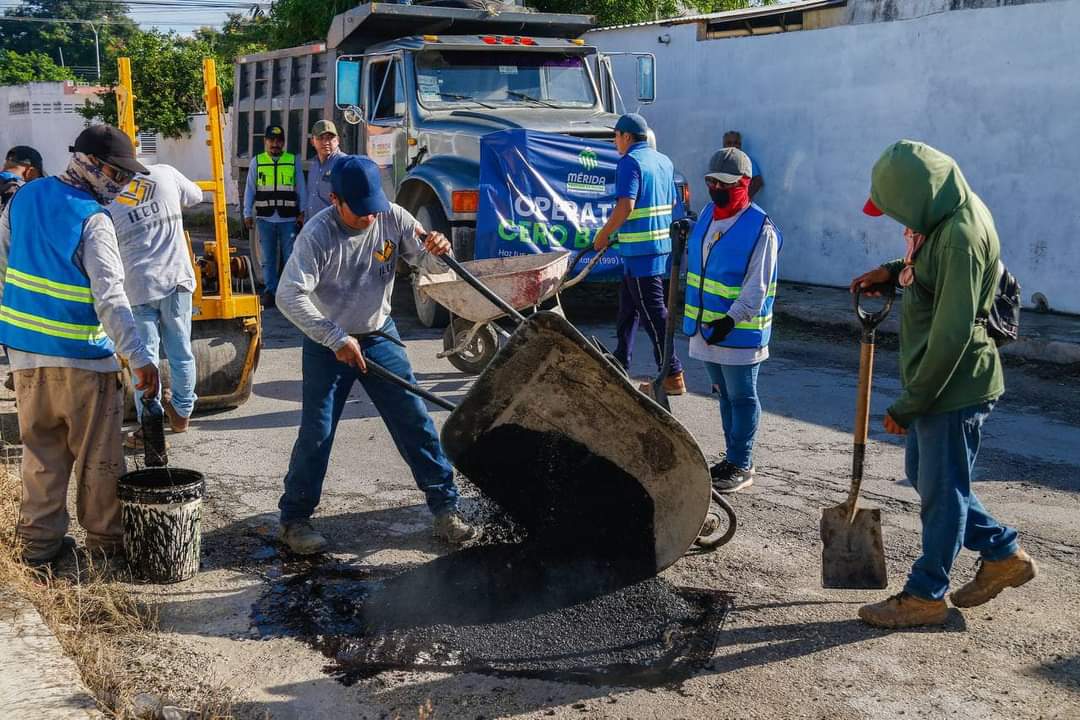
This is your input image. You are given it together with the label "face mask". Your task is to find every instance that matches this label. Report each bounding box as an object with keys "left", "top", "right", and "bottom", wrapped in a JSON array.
[
  {"left": 708, "top": 186, "right": 731, "bottom": 206},
  {"left": 709, "top": 177, "right": 751, "bottom": 220}
]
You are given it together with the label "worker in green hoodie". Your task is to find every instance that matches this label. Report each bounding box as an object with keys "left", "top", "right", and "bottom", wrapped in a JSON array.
[{"left": 851, "top": 140, "right": 1036, "bottom": 629}]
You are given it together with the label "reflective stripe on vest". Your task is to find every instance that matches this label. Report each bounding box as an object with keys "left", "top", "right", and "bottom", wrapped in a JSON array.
[
  {"left": 614, "top": 144, "right": 676, "bottom": 258},
  {"left": 682, "top": 202, "right": 783, "bottom": 349},
  {"left": 254, "top": 152, "right": 298, "bottom": 218},
  {"left": 0, "top": 177, "right": 114, "bottom": 359}
]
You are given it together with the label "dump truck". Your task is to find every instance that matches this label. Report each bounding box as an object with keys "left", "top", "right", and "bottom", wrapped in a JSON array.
[{"left": 231, "top": 0, "right": 686, "bottom": 328}]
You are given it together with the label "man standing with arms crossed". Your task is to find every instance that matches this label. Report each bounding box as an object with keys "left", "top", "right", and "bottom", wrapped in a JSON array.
[
  {"left": 275, "top": 155, "right": 475, "bottom": 554},
  {"left": 0, "top": 125, "right": 157, "bottom": 566},
  {"left": 111, "top": 162, "right": 204, "bottom": 441},
  {"left": 304, "top": 119, "right": 346, "bottom": 218},
  {"left": 593, "top": 113, "right": 684, "bottom": 395},
  {"left": 852, "top": 140, "right": 1036, "bottom": 628},
  {"left": 244, "top": 125, "right": 305, "bottom": 308}
]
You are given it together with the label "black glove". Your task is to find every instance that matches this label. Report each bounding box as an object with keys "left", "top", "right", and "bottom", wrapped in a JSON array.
[{"left": 705, "top": 316, "right": 735, "bottom": 345}]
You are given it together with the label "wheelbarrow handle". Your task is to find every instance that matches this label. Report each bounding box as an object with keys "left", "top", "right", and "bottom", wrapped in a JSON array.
[
  {"left": 363, "top": 357, "right": 458, "bottom": 413},
  {"left": 436, "top": 251, "right": 527, "bottom": 325},
  {"left": 559, "top": 246, "right": 609, "bottom": 292}
]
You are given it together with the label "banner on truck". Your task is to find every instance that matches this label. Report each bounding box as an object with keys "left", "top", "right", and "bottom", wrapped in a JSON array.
[{"left": 475, "top": 129, "right": 625, "bottom": 280}]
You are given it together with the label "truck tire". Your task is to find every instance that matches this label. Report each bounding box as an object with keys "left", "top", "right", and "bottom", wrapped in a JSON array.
[{"left": 412, "top": 202, "right": 451, "bottom": 328}]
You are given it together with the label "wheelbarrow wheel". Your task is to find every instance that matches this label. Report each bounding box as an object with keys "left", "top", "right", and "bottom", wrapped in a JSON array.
[
  {"left": 443, "top": 321, "right": 500, "bottom": 375},
  {"left": 694, "top": 490, "right": 737, "bottom": 550}
]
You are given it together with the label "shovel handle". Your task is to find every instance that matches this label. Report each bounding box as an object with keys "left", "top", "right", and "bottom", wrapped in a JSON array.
[
  {"left": 651, "top": 217, "right": 692, "bottom": 412},
  {"left": 559, "top": 246, "right": 609, "bottom": 292},
  {"left": 848, "top": 336, "right": 876, "bottom": 521}
]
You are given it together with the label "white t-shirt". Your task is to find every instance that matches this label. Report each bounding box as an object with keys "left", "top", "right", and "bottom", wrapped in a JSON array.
[{"left": 109, "top": 164, "right": 202, "bottom": 306}]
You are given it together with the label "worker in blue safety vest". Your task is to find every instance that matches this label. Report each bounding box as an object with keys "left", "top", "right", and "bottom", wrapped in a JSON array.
[
  {"left": 683, "top": 147, "right": 782, "bottom": 494},
  {"left": 1, "top": 145, "right": 46, "bottom": 210},
  {"left": 592, "top": 113, "right": 684, "bottom": 395}
]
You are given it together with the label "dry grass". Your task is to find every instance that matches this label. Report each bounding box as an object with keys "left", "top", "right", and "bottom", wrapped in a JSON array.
[{"left": 0, "top": 451, "right": 236, "bottom": 719}]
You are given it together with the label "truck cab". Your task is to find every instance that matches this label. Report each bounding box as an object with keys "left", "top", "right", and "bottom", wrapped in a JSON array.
[{"left": 233, "top": 2, "right": 681, "bottom": 327}]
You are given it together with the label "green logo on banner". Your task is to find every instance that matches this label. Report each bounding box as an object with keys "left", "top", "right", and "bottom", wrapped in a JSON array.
[{"left": 578, "top": 149, "right": 598, "bottom": 171}]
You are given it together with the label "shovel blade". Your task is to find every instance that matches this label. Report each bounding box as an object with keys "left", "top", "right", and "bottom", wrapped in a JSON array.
[{"left": 820, "top": 504, "right": 887, "bottom": 589}]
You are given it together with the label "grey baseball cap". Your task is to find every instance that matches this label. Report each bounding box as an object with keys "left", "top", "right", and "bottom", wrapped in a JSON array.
[
  {"left": 311, "top": 119, "right": 338, "bottom": 137},
  {"left": 705, "top": 147, "right": 752, "bottom": 183}
]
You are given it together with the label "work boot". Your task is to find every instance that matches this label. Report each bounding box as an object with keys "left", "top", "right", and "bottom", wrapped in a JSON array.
[
  {"left": 858, "top": 591, "right": 949, "bottom": 628},
  {"left": 638, "top": 371, "right": 687, "bottom": 398},
  {"left": 164, "top": 400, "right": 190, "bottom": 433},
  {"left": 711, "top": 461, "right": 754, "bottom": 494},
  {"left": 279, "top": 521, "right": 328, "bottom": 555},
  {"left": 433, "top": 511, "right": 478, "bottom": 545},
  {"left": 21, "top": 536, "right": 77, "bottom": 570},
  {"left": 950, "top": 549, "right": 1037, "bottom": 608}
]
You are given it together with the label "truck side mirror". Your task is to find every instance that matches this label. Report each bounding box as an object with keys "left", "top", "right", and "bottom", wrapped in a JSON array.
[
  {"left": 636, "top": 55, "right": 656, "bottom": 104},
  {"left": 336, "top": 59, "right": 362, "bottom": 111}
]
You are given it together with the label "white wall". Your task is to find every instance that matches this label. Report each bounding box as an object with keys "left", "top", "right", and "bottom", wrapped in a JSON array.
[
  {"left": 0, "top": 82, "right": 96, "bottom": 177},
  {"left": 153, "top": 113, "right": 239, "bottom": 205},
  {"left": 588, "top": 0, "right": 1080, "bottom": 313}
]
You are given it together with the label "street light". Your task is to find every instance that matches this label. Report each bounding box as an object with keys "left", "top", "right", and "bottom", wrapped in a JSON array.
[{"left": 0, "top": 15, "right": 115, "bottom": 80}]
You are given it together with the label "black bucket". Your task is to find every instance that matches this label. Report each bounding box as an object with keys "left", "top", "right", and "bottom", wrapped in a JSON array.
[{"left": 118, "top": 468, "right": 205, "bottom": 583}]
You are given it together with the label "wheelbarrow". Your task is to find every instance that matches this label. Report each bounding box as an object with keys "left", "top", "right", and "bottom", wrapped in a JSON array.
[
  {"left": 417, "top": 248, "right": 605, "bottom": 374},
  {"left": 359, "top": 247, "right": 736, "bottom": 574}
]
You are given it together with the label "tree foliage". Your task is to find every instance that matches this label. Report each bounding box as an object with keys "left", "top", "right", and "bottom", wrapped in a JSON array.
[
  {"left": 531, "top": 1, "right": 771, "bottom": 27},
  {"left": 0, "top": 48, "right": 74, "bottom": 84},
  {"left": 80, "top": 29, "right": 232, "bottom": 138},
  {"left": 263, "top": 0, "right": 353, "bottom": 48},
  {"left": 0, "top": 0, "right": 138, "bottom": 79}
]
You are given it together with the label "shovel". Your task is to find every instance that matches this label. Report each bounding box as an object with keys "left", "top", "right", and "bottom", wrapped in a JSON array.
[
  {"left": 647, "top": 215, "right": 692, "bottom": 412},
  {"left": 820, "top": 283, "right": 895, "bottom": 589}
]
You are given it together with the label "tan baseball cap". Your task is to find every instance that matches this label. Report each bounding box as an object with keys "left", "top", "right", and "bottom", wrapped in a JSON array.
[{"left": 311, "top": 119, "right": 338, "bottom": 137}]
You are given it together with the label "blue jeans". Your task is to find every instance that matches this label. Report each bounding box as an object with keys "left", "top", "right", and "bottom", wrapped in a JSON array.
[
  {"left": 278, "top": 319, "right": 460, "bottom": 525},
  {"left": 903, "top": 402, "right": 1019, "bottom": 601},
  {"left": 704, "top": 361, "right": 760, "bottom": 470},
  {"left": 257, "top": 219, "right": 298, "bottom": 294},
  {"left": 130, "top": 288, "right": 197, "bottom": 420}
]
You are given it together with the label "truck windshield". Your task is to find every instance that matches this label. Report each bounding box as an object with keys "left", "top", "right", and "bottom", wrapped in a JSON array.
[{"left": 415, "top": 50, "right": 596, "bottom": 109}]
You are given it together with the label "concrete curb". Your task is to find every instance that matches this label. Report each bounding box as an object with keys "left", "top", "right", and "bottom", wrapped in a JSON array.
[
  {"left": 0, "top": 589, "right": 103, "bottom": 719},
  {"left": 776, "top": 282, "right": 1080, "bottom": 366}
]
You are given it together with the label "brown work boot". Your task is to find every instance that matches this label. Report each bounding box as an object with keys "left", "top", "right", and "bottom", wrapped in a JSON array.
[
  {"left": 858, "top": 592, "right": 949, "bottom": 628},
  {"left": 638, "top": 371, "right": 686, "bottom": 397},
  {"left": 164, "top": 400, "right": 190, "bottom": 433},
  {"left": 950, "top": 549, "right": 1037, "bottom": 608}
]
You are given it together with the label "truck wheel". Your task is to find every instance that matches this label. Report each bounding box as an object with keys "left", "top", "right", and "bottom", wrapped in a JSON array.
[{"left": 412, "top": 202, "right": 451, "bottom": 328}]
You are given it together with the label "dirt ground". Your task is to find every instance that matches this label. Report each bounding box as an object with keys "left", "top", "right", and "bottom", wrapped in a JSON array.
[{"left": 118, "top": 287, "right": 1079, "bottom": 720}]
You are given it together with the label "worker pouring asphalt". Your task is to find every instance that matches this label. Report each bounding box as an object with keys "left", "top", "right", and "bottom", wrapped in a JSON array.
[
  {"left": 683, "top": 147, "right": 782, "bottom": 494},
  {"left": 0, "top": 125, "right": 159, "bottom": 567},
  {"left": 275, "top": 155, "right": 476, "bottom": 553},
  {"left": 592, "top": 113, "right": 684, "bottom": 395}
]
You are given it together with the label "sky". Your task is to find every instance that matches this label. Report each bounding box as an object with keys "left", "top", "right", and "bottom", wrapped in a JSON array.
[{"left": 124, "top": 1, "right": 268, "bottom": 35}]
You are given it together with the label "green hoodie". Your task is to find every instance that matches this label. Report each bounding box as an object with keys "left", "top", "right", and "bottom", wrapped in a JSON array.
[{"left": 869, "top": 140, "right": 1004, "bottom": 427}]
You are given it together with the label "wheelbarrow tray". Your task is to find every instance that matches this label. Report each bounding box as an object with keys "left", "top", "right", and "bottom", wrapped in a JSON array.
[
  {"left": 441, "top": 311, "right": 711, "bottom": 575},
  {"left": 419, "top": 251, "right": 571, "bottom": 324}
]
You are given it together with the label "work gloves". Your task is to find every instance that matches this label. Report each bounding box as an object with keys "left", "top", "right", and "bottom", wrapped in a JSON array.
[{"left": 705, "top": 316, "right": 735, "bottom": 345}]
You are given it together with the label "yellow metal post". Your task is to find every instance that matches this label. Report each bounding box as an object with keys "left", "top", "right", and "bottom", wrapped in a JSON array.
[
  {"left": 116, "top": 57, "right": 138, "bottom": 147},
  {"left": 202, "top": 57, "right": 235, "bottom": 316}
]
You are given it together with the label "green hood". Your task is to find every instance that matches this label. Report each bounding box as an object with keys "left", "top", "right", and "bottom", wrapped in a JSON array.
[{"left": 868, "top": 140, "right": 971, "bottom": 235}]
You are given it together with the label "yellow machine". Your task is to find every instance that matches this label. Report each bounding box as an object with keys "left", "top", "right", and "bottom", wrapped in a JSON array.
[{"left": 117, "top": 56, "right": 262, "bottom": 412}]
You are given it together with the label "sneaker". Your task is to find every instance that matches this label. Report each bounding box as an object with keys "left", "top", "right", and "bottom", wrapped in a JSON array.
[
  {"left": 950, "top": 549, "right": 1037, "bottom": 608},
  {"left": 433, "top": 511, "right": 478, "bottom": 545},
  {"left": 638, "top": 371, "right": 687, "bottom": 398},
  {"left": 710, "top": 461, "right": 754, "bottom": 494},
  {"left": 279, "top": 521, "right": 328, "bottom": 555},
  {"left": 164, "top": 400, "right": 190, "bottom": 433},
  {"left": 858, "top": 591, "right": 949, "bottom": 628}
]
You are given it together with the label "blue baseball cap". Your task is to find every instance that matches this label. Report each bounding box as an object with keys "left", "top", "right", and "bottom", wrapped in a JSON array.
[
  {"left": 330, "top": 155, "right": 390, "bottom": 216},
  {"left": 614, "top": 113, "right": 649, "bottom": 136}
]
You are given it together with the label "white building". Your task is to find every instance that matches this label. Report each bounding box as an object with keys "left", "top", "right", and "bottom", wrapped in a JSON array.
[{"left": 587, "top": 0, "right": 1080, "bottom": 313}]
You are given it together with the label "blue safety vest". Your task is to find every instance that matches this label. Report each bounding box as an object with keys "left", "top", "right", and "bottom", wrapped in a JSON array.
[
  {"left": 0, "top": 178, "right": 114, "bottom": 359},
  {"left": 683, "top": 202, "right": 782, "bottom": 348},
  {"left": 614, "top": 143, "right": 675, "bottom": 258}
]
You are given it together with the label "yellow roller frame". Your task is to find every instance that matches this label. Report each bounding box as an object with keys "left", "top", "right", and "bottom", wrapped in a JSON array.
[{"left": 115, "top": 56, "right": 262, "bottom": 409}]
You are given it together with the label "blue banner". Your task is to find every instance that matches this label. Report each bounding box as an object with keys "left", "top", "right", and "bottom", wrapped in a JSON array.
[{"left": 476, "top": 129, "right": 625, "bottom": 280}]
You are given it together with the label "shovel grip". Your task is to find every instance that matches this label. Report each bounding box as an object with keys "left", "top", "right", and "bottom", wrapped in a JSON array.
[{"left": 848, "top": 339, "right": 875, "bottom": 518}]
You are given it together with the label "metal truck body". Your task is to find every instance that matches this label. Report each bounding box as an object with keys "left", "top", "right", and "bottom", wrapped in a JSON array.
[{"left": 232, "top": 1, "right": 677, "bottom": 326}]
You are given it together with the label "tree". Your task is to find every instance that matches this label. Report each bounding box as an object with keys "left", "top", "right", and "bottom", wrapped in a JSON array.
[
  {"left": 80, "top": 29, "right": 230, "bottom": 138},
  {"left": 263, "top": 0, "right": 353, "bottom": 48},
  {"left": 0, "top": 48, "right": 74, "bottom": 84},
  {"left": 531, "top": 1, "right": 773, "bottom": 28},
  {"left": 0, "top": 1, "right": 138, "bottom": 80}
]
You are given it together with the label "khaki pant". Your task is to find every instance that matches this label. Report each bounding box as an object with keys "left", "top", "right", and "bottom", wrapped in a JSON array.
[{"left": 14, "top": 367, "right": 124, "bottom": 560}]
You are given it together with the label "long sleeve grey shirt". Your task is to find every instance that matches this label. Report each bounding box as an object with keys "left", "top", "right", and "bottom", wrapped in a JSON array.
[
  {"left": 276, "top": 203, "right": 447, "bottom": 350},
  {"left": 242, "top": 152, "right": 306, "bottom": 222},
  {"left": 0, "top": 202, "right": 153, "bottom": 372},
  {"left": 688, "top": 206, "right": 779, "bottom": 367}
]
